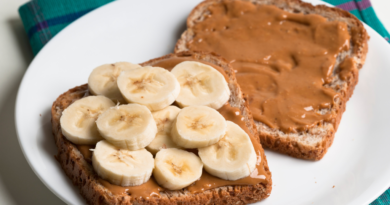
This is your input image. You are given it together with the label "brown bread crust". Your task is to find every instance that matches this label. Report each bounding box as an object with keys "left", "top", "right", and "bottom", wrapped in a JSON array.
[
  {"left": 51, "top": 52, "right": 272, "bottom": 204},
  {"left": 175, "top": 0, "right": 369, "bottom": 160}
]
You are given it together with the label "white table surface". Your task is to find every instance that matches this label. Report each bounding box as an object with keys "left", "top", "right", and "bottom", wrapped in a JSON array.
[{"left": 0, "top": 0, "right": 389, "bottom": 204}]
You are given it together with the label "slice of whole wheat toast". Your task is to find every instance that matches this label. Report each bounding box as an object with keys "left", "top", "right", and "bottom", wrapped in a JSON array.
[
  {"left": 51, "top": 52, "right": 272, "bottom": 205},
  {"left": 175, "top": 0, "right": 369, "bottom": 160}
]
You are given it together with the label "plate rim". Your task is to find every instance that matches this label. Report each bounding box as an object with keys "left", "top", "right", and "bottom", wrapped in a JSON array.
[{"left": 14, "top": 1, "right": 120, "bottom": 204}]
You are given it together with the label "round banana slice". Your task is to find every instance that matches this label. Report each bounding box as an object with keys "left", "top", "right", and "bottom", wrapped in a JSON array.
[
  {"left": 171, "top": 106, "right": 227, "bottom": 148},
  {"left": 60, "top": 96, "right": 115, "bottom": 145},
  {"left": 96, "top": 104, "right": 157, "bottom": 150},
  {"left": 153, "top": 148, "right": 203, "bottom": 190},
  {"left": 198, "top": 121, "right": 257, "bottom": 181},
  {"left": 170, "top": 61, "right": 230, "bottom": 109},
  {"left": 88, "top": 62, "right": 141, "bottom": 102},
  {"left": 92, "top": 140, "right": 154, "bottom": 186},
  {"left": 146, "top": 106, "right": 182, "bottom": 154},
  {"left": 117, "top": 66, "right": 180, "bottom": 111}
]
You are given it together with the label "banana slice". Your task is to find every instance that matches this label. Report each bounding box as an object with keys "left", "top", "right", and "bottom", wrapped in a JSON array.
[
  {"left": 60, "top": 96, "right": 115, "bottom": 145},
  {"left": 153, "top": 106, "right": 181, "bottom": 133},
  {"left": 198, "top": 121, "right": 257, "bottom": 180},
  {"left": 170, "top": 61, "right": 230, "bottom": 109},
  {"left": 146, "top": 106, "right": 182, "bottom": 154},
  {"left": 88, "top": 62, "right": 141, "bottom": 102},
  {"left": 171, "top": 106, "right": 227, "bottom": 148},
  {"left": 117, "top": 66, "right": 180, "bottom": 111},
  {"left": 153, "top": 148, "right": 203, "bottom": 190},
  {"left": 92, "top": 140, "right": 154, "bottom": 186},
  {"left": 96, "top": 104, "right": 157, "bottom": 150}
]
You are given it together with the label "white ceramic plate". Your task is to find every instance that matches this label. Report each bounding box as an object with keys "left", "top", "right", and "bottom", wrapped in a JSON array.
[{"left": 15, "top": 0, "right": 390, "bottom": 204}]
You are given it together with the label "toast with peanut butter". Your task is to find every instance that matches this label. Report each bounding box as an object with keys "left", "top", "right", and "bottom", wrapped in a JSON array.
[
  {"left": 51, "top": 52, "right": 272, "bottom": 205},
  {"left": 175, "top": 0, "right": 369, "bottom": 160}
]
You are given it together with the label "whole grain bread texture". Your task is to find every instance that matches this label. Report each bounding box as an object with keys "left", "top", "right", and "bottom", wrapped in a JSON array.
[
  {"left": 51, "top": 52, "right": 272, "bottom": 205},
  {"left": 175, "top": 0, "right": 369, "bottom": 160}
]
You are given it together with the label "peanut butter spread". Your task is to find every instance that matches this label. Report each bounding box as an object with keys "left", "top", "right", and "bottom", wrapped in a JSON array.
[
  {"left": 76, "top": 56, "right": 270, "bottom": 199},
  {"left": 186, "top": 0, "right": 352, "bottom": 132}
]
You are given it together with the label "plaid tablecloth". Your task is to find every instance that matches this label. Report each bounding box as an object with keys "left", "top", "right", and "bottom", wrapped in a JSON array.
[{"left": 18, "top": 0, "right": 390, "bottom": 204}]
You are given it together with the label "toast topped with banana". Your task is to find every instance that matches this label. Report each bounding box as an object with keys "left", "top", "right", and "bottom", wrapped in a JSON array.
[
  {"left": 175, "top": 0, "right": 369, "bottom": 160},
  {"left": 52, "top": 52, "right": 272, "bottom": 204}
]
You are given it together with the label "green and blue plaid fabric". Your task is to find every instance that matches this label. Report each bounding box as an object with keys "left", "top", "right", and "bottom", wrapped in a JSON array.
[
  {"left": 327, "top": 0, "right": 390, "bottom": 43},
  {"left": 18, "top": 0, "right": 390, "bottom": 204},
  {"left": 18, "top": 0, "right": 114, "bottom": 55}
]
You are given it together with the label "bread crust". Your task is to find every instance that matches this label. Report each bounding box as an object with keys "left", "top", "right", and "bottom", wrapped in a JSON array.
[
  {"left": 51, "top": 52, "right": 272, "bottom": 204},
  {"left": 175, "top": 0, "right": 369, "bottom": 160}
]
